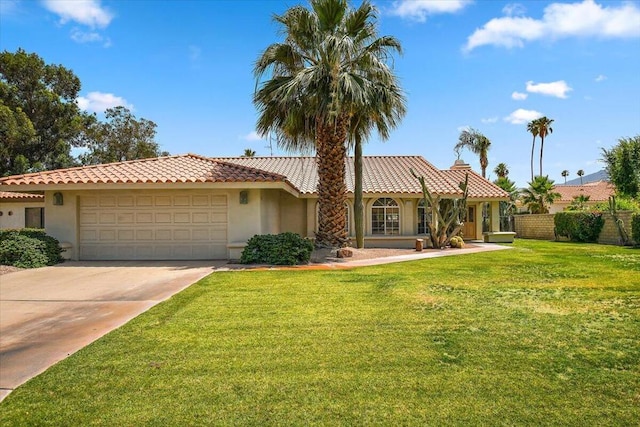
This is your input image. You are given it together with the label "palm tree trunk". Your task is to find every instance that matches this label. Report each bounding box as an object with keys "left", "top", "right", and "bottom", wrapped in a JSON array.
[
  {"left": 315, "top": 118, "right": 349, "bottom": 248},
  {"left": 539, "top": 136, "right": 544, "bottom": 177},
  {"left": 354, "top": 137, "right": 364, "bottom": 248},
  {"left": 530, "top": 136, "right": 536, "bottom": 181}
]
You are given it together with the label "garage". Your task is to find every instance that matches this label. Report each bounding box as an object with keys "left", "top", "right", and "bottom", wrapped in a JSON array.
[{"left": 79, "top": 190, "right": 228, "bottom": 260}]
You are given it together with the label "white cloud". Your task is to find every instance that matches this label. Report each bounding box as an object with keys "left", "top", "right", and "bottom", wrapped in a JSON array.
[
  {"left": 465, "top": 0, "right": 640, "bottom": 51},
  {"left": 76, "top": 92, "right": 132, "bottom": 113},
  {"left": 242, "top": 131, "right": 263, "bottom": 142},
  {"left": 595, "top": 74, "right": 607, "bottom": 82},
  {"left": 512, "top": 91, "right": 528, "bottom": 100},
  {"left": 389, "top": 0, "right": 472, "bottom": 22},
  {"left": 502, "top": 3, "right": 526, "bottom": 16},
  {"left": 70, "top": 27, "right": 110, "bottom": 46},
  {"left": 526, "top": 80, "right": 572, "bottom": 98},
  {"left": 481, "top": 117, "right": 498, "bottom": 124},
  {"left": 504, "top": 108, "right": 542, "bottom": 124},
  {"left": 42, "top": 0, "right": 113, "bottom": 28}
]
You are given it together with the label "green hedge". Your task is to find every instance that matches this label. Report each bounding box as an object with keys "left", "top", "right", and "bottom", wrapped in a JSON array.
[
  {"left": 240, "top": 232, "right": 314, "bottom": 265},
  {"left": 554, "top": 212, "right": 605, "bottom": 243},
  {"left": 0, "top": 228, "right": 63, "bottom": 268},
  {"left": 632, "top": 213, "right": 640, "bottom": 246}
]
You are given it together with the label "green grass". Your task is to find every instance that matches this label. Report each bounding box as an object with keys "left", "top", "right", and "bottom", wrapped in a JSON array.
[{"left": 1, "top": 240, "right": 639, "bottom": 425}]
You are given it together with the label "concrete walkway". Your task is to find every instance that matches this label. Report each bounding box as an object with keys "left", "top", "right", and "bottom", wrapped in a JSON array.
[{"left": 0, "top": 261, "right": 220, "bottom": 402}]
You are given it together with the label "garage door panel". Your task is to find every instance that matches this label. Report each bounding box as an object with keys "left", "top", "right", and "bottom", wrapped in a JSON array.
[{"left": 80, "top": 191, "right": 228, "bottom": 260}]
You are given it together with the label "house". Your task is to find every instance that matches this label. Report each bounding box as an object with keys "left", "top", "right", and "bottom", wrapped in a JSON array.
[
  {"left": 0, "top": 191, "right": 45, "bottom": 229},
  {"left": 0, "top": 154, "right": 509, "bottom": 260},
  {"left": 550, "top": 181, "right": 615, "bottom": 213}
]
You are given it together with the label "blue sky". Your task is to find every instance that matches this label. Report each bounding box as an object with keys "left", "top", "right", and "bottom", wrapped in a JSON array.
[{"left": 1, "top": 0, "right": 639, "bottom": 187}]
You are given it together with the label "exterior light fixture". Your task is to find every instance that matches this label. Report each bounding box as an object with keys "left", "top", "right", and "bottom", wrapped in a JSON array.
[
  {"left": 239, "top": 190, "right": 249, "bottom": 205},
  {"left": 53, "top": 192, "right": 64, "bottom": 206}
]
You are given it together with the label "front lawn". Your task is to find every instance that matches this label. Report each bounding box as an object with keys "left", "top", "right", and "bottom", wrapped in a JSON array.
[{"left": 1, "top": 240, "right": 639, "bottom": 425}]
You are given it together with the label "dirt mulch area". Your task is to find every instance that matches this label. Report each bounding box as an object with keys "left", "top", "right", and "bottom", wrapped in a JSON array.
[{"left": 0, "top": 265, "right": 23, "bottom": 276}]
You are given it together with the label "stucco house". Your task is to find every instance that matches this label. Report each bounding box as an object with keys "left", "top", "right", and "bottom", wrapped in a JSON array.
[
  {"left": 0, "top": 154, "right": 508, "bottom": 260},
  {"left": 550, "top": 181, "right": 615, "bottom": 213},
  {"left": 0, "top": 191, "right": 45, "bottom": 229}
]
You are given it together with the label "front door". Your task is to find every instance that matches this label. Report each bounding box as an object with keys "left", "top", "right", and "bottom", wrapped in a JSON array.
[{"left": 463, "top": 206, "right": 476, "bottom": 240}]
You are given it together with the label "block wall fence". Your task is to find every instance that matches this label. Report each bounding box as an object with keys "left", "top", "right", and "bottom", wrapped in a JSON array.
[{"left": 514, "top": 211, "right": 636, "bottom": 246}]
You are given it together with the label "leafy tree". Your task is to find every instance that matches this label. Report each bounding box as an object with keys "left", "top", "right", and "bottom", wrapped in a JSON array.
[
  {"left": 242, "top": 149, "right": 256, "bottom": 157},
  {"left": 521, "top": 175, "right": 561, "bottom": 214},
  {"left": 0, "top": 48, "right": 88, "bottom": 174},
  {"left": 254, "top": 0, "right": 405, "bottom": 247},
  {"left": 561, "top": 169, "right": 569, "bottom": 184},
  {"left": 601, "top": 135, "right": 640, "bottom": 199},
  {"left": 79, "top": 106, "right": 166, "bottom": 165},
  {"left": 494, "top": 162, "right": 509, "bottom": 178},
  {"left": 567, "top": 194, "right": 590, "bottom": 211},
  {"left": 526, "top": 120, "right": 539, "bottom": 182},
  {"left": 455, "top": 128, "right": 491, "bottom": 178},
  {"left": 532, "top": 116, "right": 553, "bottom": 176}
]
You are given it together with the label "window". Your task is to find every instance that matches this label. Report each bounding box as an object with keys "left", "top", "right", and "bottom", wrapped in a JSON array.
[
  {"left": 25, "top": 207, "right": 44, "bottom": 228},
  {"left": 344, "top": 202, "right": 350, "bottom": 235},
  {"left": 371, "top": 198, "right": 399, "bottom": 235},
  {"left": 417, "top": 199, "right": 431, "bottom": 235}
]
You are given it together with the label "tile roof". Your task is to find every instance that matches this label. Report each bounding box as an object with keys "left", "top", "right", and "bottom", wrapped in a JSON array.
[
  {"left": 442, "top": 169, "right": 511, "bottom": 199},
  {"left": 219, "top": 156, "right": 466, "bottom": 195},
  {"left": 553, "top": 181, "right": 615, "bottom": 202},
  {"left": 0, "top": 191, "right": 44, "bottom": 201},
  {"left": 0, "top": 154, "right": 290, "bottom": 187}
]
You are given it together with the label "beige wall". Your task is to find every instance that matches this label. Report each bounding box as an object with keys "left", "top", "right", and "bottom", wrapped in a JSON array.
[
  {"left": 42, "top": 190, "right": 81, "bottom": 258},
  {"left": 0, "top": 200, "right": 45, "bottom": 229},
  {"left": 514, "top": 211, "right": 636, "bottom": 245},
  {"left": 279, "top": 192, "right": 307, "bottom": 236},
  {"left": 260, "top": 190, "right": 280, "bottom": 235}
]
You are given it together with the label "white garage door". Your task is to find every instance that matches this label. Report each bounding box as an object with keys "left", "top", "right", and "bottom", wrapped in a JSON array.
[{"left": 79, "top": 191, "right": 227, "bottom": 260}]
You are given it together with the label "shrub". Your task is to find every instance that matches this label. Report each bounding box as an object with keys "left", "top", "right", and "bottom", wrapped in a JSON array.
[
  {"left": 554, "top": 212, "right": 605, "bottom": 243},
  {"left": 0, "top": 235, "right": 49, "bottom": 268},
  {"left": 590, "top": 197, "right": 640, "bottom": 213},
  {"left": 632, "top": 213, "right": 640, "bottom": 246},
  {"left": 240, "top": 232, "right": 314, "bottom": 265},
  {"left": 449, "top": 236, "right": 465, "bottom": 248},
  {"left": 0, "top": 228, "right": 63, "bottom": 267}
]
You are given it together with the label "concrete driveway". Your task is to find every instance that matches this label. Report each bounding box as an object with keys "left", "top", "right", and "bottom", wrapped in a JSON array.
[{"left": 0, "top": 261, "right": 221, "bottom": 401}]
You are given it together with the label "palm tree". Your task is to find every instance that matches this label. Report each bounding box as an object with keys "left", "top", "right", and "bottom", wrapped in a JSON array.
[
  {"left": 253, "top": 0, "right": 405, "bottom": 248},
  {"left": 521, "top": 175, "right": 561, "bottom": 214},
  {"left": 242, "top": 149, "right": 256, "bottom": 157},
  {"left": 577, "top": 169, "right": 585, "bottom": 184},
  {"left": 455, "top": 128, "right": 491, "bottom": 178},
  {"left": 561, "top": 169, "right": 569, "bottom": 184},
  {"left": 494, "top": 162, "right": 509, "bottom": 178},
  {"left": 533, "top": 116, "right": 554, "bottom": 176},
  {"left": 526, "top": 120, "right": 539, "bottom": 181}
]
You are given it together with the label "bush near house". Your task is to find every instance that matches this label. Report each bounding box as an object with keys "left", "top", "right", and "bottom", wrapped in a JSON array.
[
  {"left": 240, "top": 232, "right": 314, "bottom": 265},
  {"left": 554, "top": 212, "right": 605, "bottom": 243},
  {"left": 0, "top": 228, "right": 63, "bottom": 268},
  {"left": 632, "top": 213, "right": 640, "bottom": 246}
]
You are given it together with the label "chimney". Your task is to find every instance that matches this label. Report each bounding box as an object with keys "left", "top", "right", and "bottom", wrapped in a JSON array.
[{"left": 450, "top": 159, "right": 471, "bottom": 170}]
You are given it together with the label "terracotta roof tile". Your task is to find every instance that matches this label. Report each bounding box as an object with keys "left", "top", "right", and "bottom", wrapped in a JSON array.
[
  {"left": 0, "top": 191, "right": 44, "bottom": 201},
  {"left": 0, "top": 154, "right": 289, "bottom": 187},
  {"left": 442, "top": 169, "right": 510, "bottom": 199},
  {"left": 553, "top": 181, "right": 615, "bottom": 202}
]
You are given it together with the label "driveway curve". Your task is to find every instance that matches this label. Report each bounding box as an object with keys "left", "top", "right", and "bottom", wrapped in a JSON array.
[{"left": 0, "top": 261, "right": 220, "bottom": 401}]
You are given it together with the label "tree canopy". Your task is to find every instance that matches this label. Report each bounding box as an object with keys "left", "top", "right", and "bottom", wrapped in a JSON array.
[
  {"left": 601, "top": 135, "right": 640, "bottom": 199},
  {"left": 455, "top": 128, "right": 491, "bottom": 178}
]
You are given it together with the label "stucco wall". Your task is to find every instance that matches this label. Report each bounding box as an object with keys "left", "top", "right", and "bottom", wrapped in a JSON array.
[
  {"left": 514, "top": 211, "right": 636, "bottom": 245},
  {"left": 0, "top": 200, "right": 45, "bottom": 229},
  {"left": 227, "top": 189, "right": 262, "bottom": 244},
  {"left": 44, "top": 191, "right": 80, "bottom": 258},
  {"left": 260, "top": 189, "right": 281, "bottom": 235},
  {"left": 279, "top": 192, "right": 306, "bottom": 236}
]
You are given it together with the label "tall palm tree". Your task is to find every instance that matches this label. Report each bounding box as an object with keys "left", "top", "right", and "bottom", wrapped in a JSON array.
[
  {"left": 242, "top": 148, "right": 256, "bottom": 157},
  {"left": 253, "top": 0, "right": 404, "bottom": 248},
  {"left": 455, "top": 128, "right": 491, "bottom": 178},
  {"left": 521, "top": 175, "right": 561, "bottom": 214},
  {"left": 561, "top": 169, "right": 569, "bottom": 184},
  {"left": 577, "top": 169, "right": 585, "bottom": 184},
  {"left": 527, "top": 120, "right": 539, "bottom": 181},
  {"left": 494, "top": 162, "right": 509, "bottom": 178},
  {"left": 534, "top": 116, "right": 554, "bottom": 177}
]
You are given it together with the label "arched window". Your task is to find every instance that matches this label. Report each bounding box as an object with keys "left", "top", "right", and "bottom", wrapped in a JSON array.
[
  {"left": 371, "top": 198, "right": 399, "bottom": 235},
  {"left": 417, "top": 199, "right": 431, "bottom": 235}
]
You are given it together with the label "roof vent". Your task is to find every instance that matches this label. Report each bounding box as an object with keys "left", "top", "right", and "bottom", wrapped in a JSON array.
[{"left": 450, "top": 159, "right": 471, "bottom": 170}]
